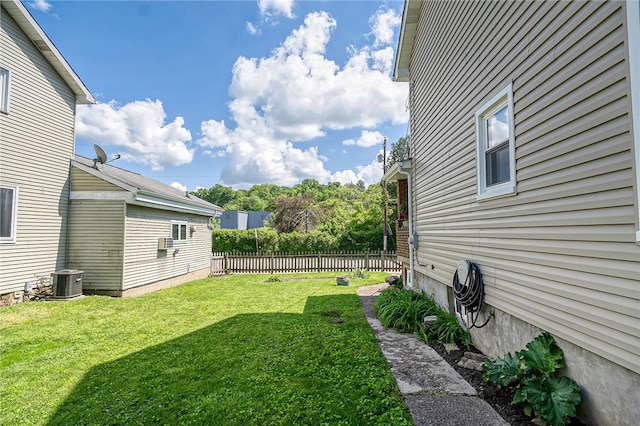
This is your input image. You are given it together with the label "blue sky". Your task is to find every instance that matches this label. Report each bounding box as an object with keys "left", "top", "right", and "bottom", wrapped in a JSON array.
[{"left": 28, "top": 0, "right": 409, "bottom": 191}]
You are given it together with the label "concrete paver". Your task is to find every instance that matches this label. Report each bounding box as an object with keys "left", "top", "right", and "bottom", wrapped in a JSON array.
[{"left": 357, "top": 284, "right": 509, "bottom": 426}]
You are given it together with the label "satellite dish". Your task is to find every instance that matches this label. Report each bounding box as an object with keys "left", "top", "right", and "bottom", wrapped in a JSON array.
[{"left": 93, "top": 144, "right": 108, "bottom": 169}]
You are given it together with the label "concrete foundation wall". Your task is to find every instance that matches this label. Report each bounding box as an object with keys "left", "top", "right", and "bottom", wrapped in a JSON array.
[
  {"left": 84, "top": 267, "right": 210, "bottom": 298},
  {"left": 415, "top": 271, "right": 450, "bottom": 312},
  {"left": 414, "top": 270, "right": 640, "bottom": 425}
]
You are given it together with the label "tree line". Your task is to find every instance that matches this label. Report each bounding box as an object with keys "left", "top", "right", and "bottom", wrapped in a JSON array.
[{"left": 193, "top": 137, "right": 409, "bottom": 253}]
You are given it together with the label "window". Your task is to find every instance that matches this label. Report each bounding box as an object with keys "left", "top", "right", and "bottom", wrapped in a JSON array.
[
  {"left": 0, "top": 68, "right": 10, "bottom": 114},
  {"left": 0, "top": 185, "right": 18, "bottom": 243},
  {"left": 171, "top": 221, "right": 187, "bottom": 241},
  {"left": 475, "top": 83, "right": 516, "bottom": 199}
]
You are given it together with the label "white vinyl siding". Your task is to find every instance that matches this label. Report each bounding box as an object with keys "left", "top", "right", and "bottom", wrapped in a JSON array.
[
  {"left": 475, "top": 83, "right": 516, "bottom": 199},
  {"left": 0, "top": 67, "right": 10, "bottom": 113},
  {"left": 0, "top": 7, "right": 76, "bottom": 294},
  {"left": 0, "top": 185, "right": 17, "bottom": 242},
  {"left": 68, "top": 200, "right": 125, "bottom": 291},
  {"left": 123, "top": 206, "right": 211, "bottom": 290},
  {"left": 407, "top": 0, "right": 639, "bottom": 375},
  {"left": 72, "top": 167, "right": 123, "bottom": 191},
  {"left": 627, "top": 0, "right": 640, "bottom": 243}
]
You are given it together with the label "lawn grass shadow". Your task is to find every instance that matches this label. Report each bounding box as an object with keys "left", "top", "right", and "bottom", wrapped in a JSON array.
[{"left": 46, "top": 294, "right": 411, "bottom": 425}]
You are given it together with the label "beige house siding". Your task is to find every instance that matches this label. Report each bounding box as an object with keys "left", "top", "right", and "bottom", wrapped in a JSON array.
[
  {"left": 67, "top": 200, "right": 125, "bottom": 291},
  {"left": 0, "top": 7, "right": 76, "bottom": 295},
  {"left": 71, "top": 167, "right": 122, "bottom": 191},
  {"left": 122, "top": 205, "right": 212, "bottom": 290},
  {"left": 408, "top": 0, "right": 639, "bottom": 377}
]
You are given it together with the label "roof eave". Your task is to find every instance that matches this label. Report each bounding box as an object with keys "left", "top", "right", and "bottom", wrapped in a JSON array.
[
  {"left": 383, "top": 159, "right": 413, "bottom": 183},
  {"left": 133, "top": 193, "right": 220, "bottom": 217},
  {"left": 2, "top": 0, "right": 95, "bottom": 104},
  {"left": 393, "top": 0, "right": 422, "bottom": 83},
  {"left": 71, "top": 160, "right": 222, "bottom": 216}
]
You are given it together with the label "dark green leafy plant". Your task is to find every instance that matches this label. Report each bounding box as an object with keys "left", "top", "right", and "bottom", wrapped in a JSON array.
[
  {"left": 483, "top": 332, "right": 581, "bottom": 426},
  {"left": 482, "top": 352, "right": 520, "bottom": 387}
]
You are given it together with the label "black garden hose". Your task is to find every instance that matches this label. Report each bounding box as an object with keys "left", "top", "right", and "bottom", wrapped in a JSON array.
[{"left": 452, "top": 260, "right": 492, "bottom": 328}]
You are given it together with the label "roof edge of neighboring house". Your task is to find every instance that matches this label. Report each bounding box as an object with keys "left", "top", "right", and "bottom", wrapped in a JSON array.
[
  {"left": 2, "top": 0, "right": 95, "bottom": 104},
  {"left": 71, "top": 158, "right": 221, "bottom": 217}
]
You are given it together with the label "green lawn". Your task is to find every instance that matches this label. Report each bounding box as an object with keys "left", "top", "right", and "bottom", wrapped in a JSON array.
[{"left": 0, "top": 273, "right": 413, "bottom": 425}]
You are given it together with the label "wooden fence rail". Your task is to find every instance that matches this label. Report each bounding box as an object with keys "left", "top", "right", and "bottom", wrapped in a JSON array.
[{"left": 211, "top": 251, "right": 401, "bottom": 275}]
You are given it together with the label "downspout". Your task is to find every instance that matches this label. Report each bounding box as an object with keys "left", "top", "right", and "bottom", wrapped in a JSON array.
[
  {"left": 397, "top": 161, "right": 414, "bottom": 288},
  {"left": 65, "top": 159, "right": 72, "bottom": 268}
]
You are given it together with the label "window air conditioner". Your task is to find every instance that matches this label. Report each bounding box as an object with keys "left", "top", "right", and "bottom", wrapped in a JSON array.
[{"left": 158, "top": 237, "right": 174, "bottom": 250}]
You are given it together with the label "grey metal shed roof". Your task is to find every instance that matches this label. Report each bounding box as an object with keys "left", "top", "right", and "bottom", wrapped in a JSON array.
[{"left": 73, "top": 155, "right": 222, "bottom": 216}]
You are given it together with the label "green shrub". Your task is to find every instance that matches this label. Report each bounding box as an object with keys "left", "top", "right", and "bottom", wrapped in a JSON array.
[
  {"left": 276, "top": 231, "right": 337, "bottom": 252},
  {"left": 212, "top": 229, "right": 338, "bottom": 253},
  {"left": 375, "top": 289, "right": 471, "bottom": 349},
  {"left": 422, "top": 311, "right": 471, "bottom": 349},
  {"left": 374, "top": 288, "right": 441, "bottom": 334},
  {"left": 351, "top": 268, "right": 369, "bottom": 279},
  {"left": 483, "top": 332, "right": 581, "bottom": 426}
]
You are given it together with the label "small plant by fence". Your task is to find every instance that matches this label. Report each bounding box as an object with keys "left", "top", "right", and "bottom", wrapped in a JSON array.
[{"left": 211, "top": 251, "right": 401, "bottom": 275}]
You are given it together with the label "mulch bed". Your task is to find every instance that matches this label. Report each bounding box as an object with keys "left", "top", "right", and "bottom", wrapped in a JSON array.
[
  {"left": 429, "top": 341, "right": 585, "bottom": 426},
  {"left": 428, "top": 341, "right": 534, "bottom": 426}
]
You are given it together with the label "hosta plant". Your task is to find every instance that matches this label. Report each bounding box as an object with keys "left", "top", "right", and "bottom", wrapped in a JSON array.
[{"left": 483, "top": 332, "right": 581, "bottom": 426}]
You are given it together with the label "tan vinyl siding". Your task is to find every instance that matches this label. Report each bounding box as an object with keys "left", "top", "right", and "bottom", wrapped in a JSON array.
[
  {"left": 71, "top": 168, "right": 122, "bottom": 191},
  {"left": 0, "top": 7, "right": 76, "bottom": 294},
  {"left": 409, "top": 0, "right": 639, "bottom": 373},
  {"left": 122, "top": 205, "right": 211, "bottom": 290},
  {"left": 68, "top": 200, "right": 124, "bottom": 291}
]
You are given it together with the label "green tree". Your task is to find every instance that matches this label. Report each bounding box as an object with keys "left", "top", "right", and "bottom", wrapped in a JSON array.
[
  {"left": 192, "top": 184, "right": 236, "bottom": 208},
  {"left": 388, "top": 136, "right": 410, "bottom": 168},
  {"left": 271, "top": 193, "right": 321, "bottom": 233}
]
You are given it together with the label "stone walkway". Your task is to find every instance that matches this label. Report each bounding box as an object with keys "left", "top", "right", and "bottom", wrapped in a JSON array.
[{"left": 357, "top": 284, "right": 509, "bottom": 426}]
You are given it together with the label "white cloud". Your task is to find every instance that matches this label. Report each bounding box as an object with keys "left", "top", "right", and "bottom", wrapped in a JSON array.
[
  {"left": 258, "top": 0, "right": 295, "bottom": 19},
  {"left": 171, "top": 181, "right": 188, "bottom": 192},
  {"left": 197, "top": 8, "right": 407, "bottom": 187},
  {"left": 343, "top": 130, "right": 385, "bottom": 148},
  {"left": 370, "top": 8, "right": 402, "bottom": 46},
  {"left": 29, "top": 0, "right": 51, "bottom": 12},
  {"left": 246, "top": 21, "right": 260, "bottom": 35},
  {"left": 76, "top": 99, "right": 193, "bottom": 171},
  {"left": 331, "top": 154, "right": 385, "bottom": 186}
]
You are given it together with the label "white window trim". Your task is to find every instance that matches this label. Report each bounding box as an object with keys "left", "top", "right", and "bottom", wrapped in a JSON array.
[
  {"left": 475, "top": 83, "right": 516, "bottom": 200},
  {"left": 0, "top": 184, "right": 18, "bottom": 243},
  {"left": 171, "top": 220, "right": 188, "bottom": 242},
  {"left": 0, "top": 67, "right": 11, "bottom": 114},
  {"left": 627, "top": 0, "right": 640, "bottom": 244}
]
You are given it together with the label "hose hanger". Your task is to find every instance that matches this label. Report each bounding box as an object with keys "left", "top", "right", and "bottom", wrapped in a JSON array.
[{"left": 452, "top": 260, "right": 494, "bottom": 329}]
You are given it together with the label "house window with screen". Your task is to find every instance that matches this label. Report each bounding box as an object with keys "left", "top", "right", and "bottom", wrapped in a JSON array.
[
  {"left": 0, "top": 185, "right": 18, "bottom": 243},
  {"left": 0, "top": 67, "right": 10, "bottom": 114},
  {"left": 475, "top": 83, "right": 516, "bottom": 199},
  {"left": 171, "top": 221, "right": 188, "bottom": 241}
]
